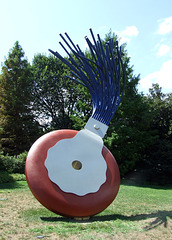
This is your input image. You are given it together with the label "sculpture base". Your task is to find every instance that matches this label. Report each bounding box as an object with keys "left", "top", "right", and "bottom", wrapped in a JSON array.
[{"left": 74, "top": 217, "right": 90, "bottom": 221}]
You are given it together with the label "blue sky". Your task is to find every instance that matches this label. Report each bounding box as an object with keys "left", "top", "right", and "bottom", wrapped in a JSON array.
[{"left": 0, "top": 0, "right": 172, "bottom": 94}]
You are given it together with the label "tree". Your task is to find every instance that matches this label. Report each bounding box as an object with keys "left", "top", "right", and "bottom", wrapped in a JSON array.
[
  {"left": 0, "top": 41, "right": 40, "bottom": 155},
  {"left": 31, "top": 54, "right": 90, "bottom": 131},
  {"left": 143, "top": 84, "right": 172, "bottom": 184},
  {"left": 147, "top": 83, "right": 172, "bottom": 139},
  {"left": 104, "top": 59, "right": 154, "bottom": 176}
]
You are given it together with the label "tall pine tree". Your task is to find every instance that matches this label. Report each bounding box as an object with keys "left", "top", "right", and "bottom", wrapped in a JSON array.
[{"left": 0, "top": 41, "right": 40, "bottom": 155}]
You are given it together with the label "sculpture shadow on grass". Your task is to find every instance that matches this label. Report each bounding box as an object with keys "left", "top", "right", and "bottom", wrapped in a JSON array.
[{"left": 40, "top": 210, "right": 172, "bottom": 231}]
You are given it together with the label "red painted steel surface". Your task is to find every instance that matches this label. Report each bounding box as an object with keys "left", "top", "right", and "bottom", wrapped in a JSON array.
[{"left": 25, "top": 129, "right": 120, "bottom": 218}]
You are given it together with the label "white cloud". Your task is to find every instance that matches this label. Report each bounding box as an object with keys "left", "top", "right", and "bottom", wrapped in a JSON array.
[
  {"left": 118, "top": 26, "right": 139, "bottom": 44},
  {"left": 120, "top": 26, "right": 139, "bottom": 37},
  {"left": 118, "top": 36, "right": 130, "bottom": 44},
  {"left": 139, "top": 60, "right": 172, "bottom": 94},
  {"left": 157, "top": 17, "right": 172, "bottom": 34},
  {"left": 157, "top": 44, "right": 171, "bottom": 56}
]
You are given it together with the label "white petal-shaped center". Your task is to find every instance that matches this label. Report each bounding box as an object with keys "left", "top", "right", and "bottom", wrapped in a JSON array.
[{"left": 45, "top": 129, "right": 107, "bottom": 196}]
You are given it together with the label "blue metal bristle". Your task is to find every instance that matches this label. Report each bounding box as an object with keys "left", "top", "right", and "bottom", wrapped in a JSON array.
[{"left": 49, "top": 29, "right": 126, "bottom": 126}]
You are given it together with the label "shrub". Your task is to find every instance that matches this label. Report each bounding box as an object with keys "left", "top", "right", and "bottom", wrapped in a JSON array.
[
  {"left": 0, "top": 171, "right": 14, "bottom": 183},
  {"left": 0, "top": 171, "right": 26, "bottom": 184},
  {"left": 12, "top": 151, "right": 28, "bottom": 173},
  {"left": 0, "top": 151, "right": 27, "bottom": 174},
  {"left": 0, "top": 151, "right": 14, "bottom": 172}
]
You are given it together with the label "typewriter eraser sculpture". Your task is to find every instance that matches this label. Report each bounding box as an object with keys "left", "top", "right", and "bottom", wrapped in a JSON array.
[{"left": 25, "top": 29, "right": 125, "bottom": 218}]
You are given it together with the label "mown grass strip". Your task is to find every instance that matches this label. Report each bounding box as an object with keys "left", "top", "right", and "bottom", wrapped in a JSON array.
[{"left": 0, "top": 179, "right": 172, "bottom": 239}]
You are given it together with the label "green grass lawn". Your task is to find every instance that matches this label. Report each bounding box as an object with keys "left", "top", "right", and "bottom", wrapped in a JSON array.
[{"left": 0, "top": 180, "right": 172, "bottom": 239}]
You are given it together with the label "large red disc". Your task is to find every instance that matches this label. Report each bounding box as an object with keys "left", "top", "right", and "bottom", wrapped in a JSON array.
[{"left": 25, "top": 129, "right": 120, "bottom": 218}]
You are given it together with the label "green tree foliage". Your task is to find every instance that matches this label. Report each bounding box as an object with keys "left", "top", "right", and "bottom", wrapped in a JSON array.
[
  {"left": 143, "top": 84, "right": 172, "bottom": 184},
  {"left": 31, "top": 54, "right": 90, "bottom": 131},
  {"left": 0, "top": 41, "right": 40, "bottom": 155},
  {"left": 147, "top": 83, "right": 172, "bottom": 139},
  {"left": 104, "top": 48, "right": 154, "bottom": 176}
]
